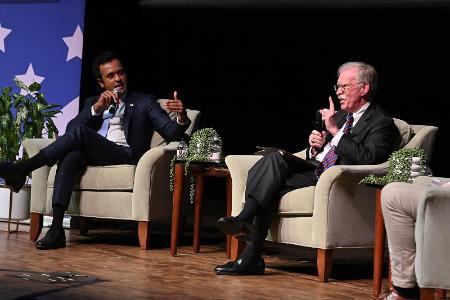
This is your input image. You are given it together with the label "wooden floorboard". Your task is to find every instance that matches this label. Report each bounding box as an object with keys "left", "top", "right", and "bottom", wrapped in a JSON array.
[{"left": 0, "top": 220, "right": 388, "bottom": 300}]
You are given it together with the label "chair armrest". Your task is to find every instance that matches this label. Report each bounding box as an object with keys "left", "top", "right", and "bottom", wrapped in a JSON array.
[
  {"left": 415, "top": 185, "right": 450, "bottom": 289},
  {"left": 22, "top": 138, "right": 56, "bottom": 213},
  {"left": 225, "top": 155, "right": 263, "bottom": 216},
  {"left": 312, "top": 162, "right": 389, "bottom": 248},
  {"left": 162, "top": 141, "right": 179, "bottom": 152},
  {"left": 315, "top": 162, "right": 389, "bottom": 200},
  {"left": 132, "top": 146, "right": 168, "bottom": 220}
]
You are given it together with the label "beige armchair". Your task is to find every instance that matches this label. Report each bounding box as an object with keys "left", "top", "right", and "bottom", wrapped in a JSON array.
[
  {"left": 22, "top": 100, "right": 200, "bottom": 249},
  {"left": 225, "top": 119, "right": 438, "bottom": 281},
  {"left": 414, "top": 176, "right": 450, "bottom": 300}
]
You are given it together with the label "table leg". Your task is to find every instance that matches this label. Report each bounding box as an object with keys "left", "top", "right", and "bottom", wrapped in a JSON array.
[
  {"left": 170, "top": 164, "right": 185, "bottom": 256},
  {"left": 373, "top": 188, "right": 386, "bottom": 297},
  {"left": 193, "top": 175, "right": 204, "bottom": 253},
  {"left": 226, "top": 175, "right": 232, "bottom": 259},
  {"left": 8, "top": 189, "right": 13, "bottom": 233}
]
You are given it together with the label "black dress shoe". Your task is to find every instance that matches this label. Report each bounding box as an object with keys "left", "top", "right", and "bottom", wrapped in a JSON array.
[
  {"left": 36, "top": 226, "right": 66, "bottom": 250},
  {"left": 0, "top": 161, "right": 26, "bottom": 193},
  {"left": 216, "top": 216, "right": 255, "bottom": 241},
  {"left": 215, "top": 256, "right": 265, "bottom": 275}
]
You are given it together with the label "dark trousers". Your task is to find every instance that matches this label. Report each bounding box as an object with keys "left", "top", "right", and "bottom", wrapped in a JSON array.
[
  {"left": 40, "top": 125, "right": 133, "bottom": 209},
  {"left": 242, "top": 151, "right": 317, "bottom": 258}
]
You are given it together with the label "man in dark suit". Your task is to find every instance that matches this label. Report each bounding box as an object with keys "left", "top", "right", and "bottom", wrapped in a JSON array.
[
  {"left": 215, "top": 61, "right": 401, "bottom": 275},
  {"left": 0, "top": 51, "right": 190, "bottom": 250}
]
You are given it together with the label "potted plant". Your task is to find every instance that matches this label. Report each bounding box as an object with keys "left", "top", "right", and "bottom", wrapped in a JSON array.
[
  {"left": 0, "top": 78, "right": 61, "bottom": 224},
  {"left": 169, "top": 127, "right": 223, "bottom": 203},
  {"left": 360, "top": 147, "right": 428, "bottom": 186}
]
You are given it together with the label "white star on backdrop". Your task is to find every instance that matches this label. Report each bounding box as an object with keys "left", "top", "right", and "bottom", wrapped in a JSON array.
[
  {"left": 62, "top": 25, "right": 83, "bottom": 61},
  {"left": 0, "top": 23, "right": 12, "bottom": 53},
  {"left": 15, "top": 63, "right": 45, "bottom": 95}
]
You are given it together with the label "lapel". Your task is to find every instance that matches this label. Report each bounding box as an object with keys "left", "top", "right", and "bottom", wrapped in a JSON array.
[
  {"left": 336, "top": 111, "right": 347, "bottom": 128},
  {"left": 349, "top": 103, "right": 376, "bottom": 136},
  {"left": 325, "top": 110, "right": 347, "bottom": 143},
  {"left": 123, "top": 92, "right": 136, "bottom": 137}
]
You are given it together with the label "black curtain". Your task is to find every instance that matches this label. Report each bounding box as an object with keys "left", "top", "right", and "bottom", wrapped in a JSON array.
[{"left": 81, "top": 1, "right": 449, "bottom": 176}]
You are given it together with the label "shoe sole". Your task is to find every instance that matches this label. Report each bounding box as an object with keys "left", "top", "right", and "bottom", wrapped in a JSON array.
[
  {"left": 35, "top": 241, "right": 66, "bottom": 250},
  {"left": 215, "top": 269, "right": 265, "bottom": 276},
  {"left": 4, "top": 174, "right": 26, "bottom": 193},
  {"left": 217, "top": 219, "right": 254, "bottom": 241}
]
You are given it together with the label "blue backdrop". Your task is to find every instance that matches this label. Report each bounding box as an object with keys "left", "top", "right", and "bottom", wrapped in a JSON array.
[{"left": 0, "top": 0, "right": 85, "bottom": 135}]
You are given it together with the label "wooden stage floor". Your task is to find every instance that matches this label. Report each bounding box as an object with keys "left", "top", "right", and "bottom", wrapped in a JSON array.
[{"left": 0, "top": 217, "right": 389, "bottom": 300}]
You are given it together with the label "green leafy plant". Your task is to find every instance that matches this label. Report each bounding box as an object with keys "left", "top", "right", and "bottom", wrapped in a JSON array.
[
  {"left": 169, "top": 128, "right": 222, "bottom": 203},
  {"left": 0, "top": 79, "right": 62, "bottom": 162},
  {"left": 360, "top": 147, "right": 427, "bottom": 185}
]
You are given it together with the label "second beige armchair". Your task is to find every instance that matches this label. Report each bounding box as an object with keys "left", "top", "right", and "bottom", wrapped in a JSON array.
[{"left": 225, "top": 119, "right": 437, "bottom": 281}]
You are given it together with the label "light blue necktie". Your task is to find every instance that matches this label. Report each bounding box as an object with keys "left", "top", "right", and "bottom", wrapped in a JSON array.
[{"left": 97, "top": 103, "right": 125, "bottom": 137}]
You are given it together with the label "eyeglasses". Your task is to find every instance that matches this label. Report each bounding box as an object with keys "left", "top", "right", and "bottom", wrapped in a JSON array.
[{"left": 333, "top": 82, "right": 362, "bottom": 92}]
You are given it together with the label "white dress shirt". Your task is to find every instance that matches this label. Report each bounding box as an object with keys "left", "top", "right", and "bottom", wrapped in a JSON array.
[
  {"left": 314, "top": 102, "right": 370, "bottom": 162},
  {"left": 91, "top": 101, "right": 129, "bottom": 147}
]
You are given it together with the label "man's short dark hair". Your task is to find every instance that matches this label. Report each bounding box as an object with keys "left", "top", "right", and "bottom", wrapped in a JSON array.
[{"left": 92, "top": 51, "right": 125, "bottom": 80}]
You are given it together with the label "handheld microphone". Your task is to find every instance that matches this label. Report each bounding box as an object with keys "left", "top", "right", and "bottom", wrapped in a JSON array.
[
  {"left": 315, "top": 110, "right": 324, "bottom": 132},
  {"left": 108, "top": 87, "right": 121, "bottom": 115}
]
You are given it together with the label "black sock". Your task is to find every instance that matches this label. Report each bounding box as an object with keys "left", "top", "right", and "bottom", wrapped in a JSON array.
[
  {"left": 235, "top": 197, "right": 259, "bottom": 223},
  {"left": 393, "top": 285, "right": 420, "bottom": 298},
  {"left": 51, "top": 204, "right": 65, "bottom": 229},
  {"left": 239, "top": 241, "right": 257, "bottom": 261},
  {"left": 14, "top": 151, "right": 49, "bottom": 175}
]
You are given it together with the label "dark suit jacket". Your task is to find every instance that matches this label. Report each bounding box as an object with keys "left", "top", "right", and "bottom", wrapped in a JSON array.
[
  {"left": 308, "top": 102, "right": 401, "bottom": 166},
  {"left": 67, "top": 91, "right": 191, "bottom": 163}
]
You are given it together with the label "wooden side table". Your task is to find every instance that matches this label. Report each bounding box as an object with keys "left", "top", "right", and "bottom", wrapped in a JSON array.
[
  {"left": 170, "top": 161, "right": 232, "bottom": 257},
  {"left": 365, "top": 183, "right": 389, "bottom": 297}
]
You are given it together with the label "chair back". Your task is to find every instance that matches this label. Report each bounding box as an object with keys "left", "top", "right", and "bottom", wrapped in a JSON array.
[{"left": 393, "top": 118, "right": 438, "bottom": 163}]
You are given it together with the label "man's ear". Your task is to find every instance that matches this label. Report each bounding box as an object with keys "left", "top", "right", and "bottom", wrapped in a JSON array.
[
  {"left": 360, "top": 83, "right": 370, "bottom": 97},
  {"left": 97, "top": 78, "right": 105, "bottom": 89}
]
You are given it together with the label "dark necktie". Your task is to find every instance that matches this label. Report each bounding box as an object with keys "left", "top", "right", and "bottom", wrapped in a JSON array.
[{"left": 315, "top": 113, "right": 354, "bottom": 178}]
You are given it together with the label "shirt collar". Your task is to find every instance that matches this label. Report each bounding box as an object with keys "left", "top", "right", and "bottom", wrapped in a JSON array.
[{"left": 351, "top": 102, "right": 370, "bottom": 125}]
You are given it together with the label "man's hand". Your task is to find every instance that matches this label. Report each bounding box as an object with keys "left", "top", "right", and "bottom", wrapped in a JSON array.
[
  {"left": 309, "top": 129, "right": 326, "bottom": 157},
  {"left": 93, "top": 90, "right": 120, "bottom": 114},
  {"left": 165, "top": 91, "right": 187, "bottom": 123},
  {"left": 319, "top": 97, "right": 339, "bottom": 136}
]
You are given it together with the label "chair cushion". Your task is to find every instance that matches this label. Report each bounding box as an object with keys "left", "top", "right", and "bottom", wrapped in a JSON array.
[
  {"left": 47, "top": 164, "right": 136, "bottom": 191},
  {"left": 278, "top": 186, "right": 315, "bottom": 216},
  {"left": 394, "top": 118, "right": 413, "bottom": 148}
]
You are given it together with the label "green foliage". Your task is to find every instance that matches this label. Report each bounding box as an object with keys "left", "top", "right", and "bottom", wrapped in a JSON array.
[
  {"left": 360, "top": 147, "right": 427, "bottom": 185},
  {"left": 0, "top": 79, "right": 62, "bottom": 162},
  {"left": 169, "top": 128, "right": 222, "bottom": 203}
]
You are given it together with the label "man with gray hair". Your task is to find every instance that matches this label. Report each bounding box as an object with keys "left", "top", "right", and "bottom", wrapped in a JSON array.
[{"left": 215, "top": 61, "right": 401, "bottom": 275}]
